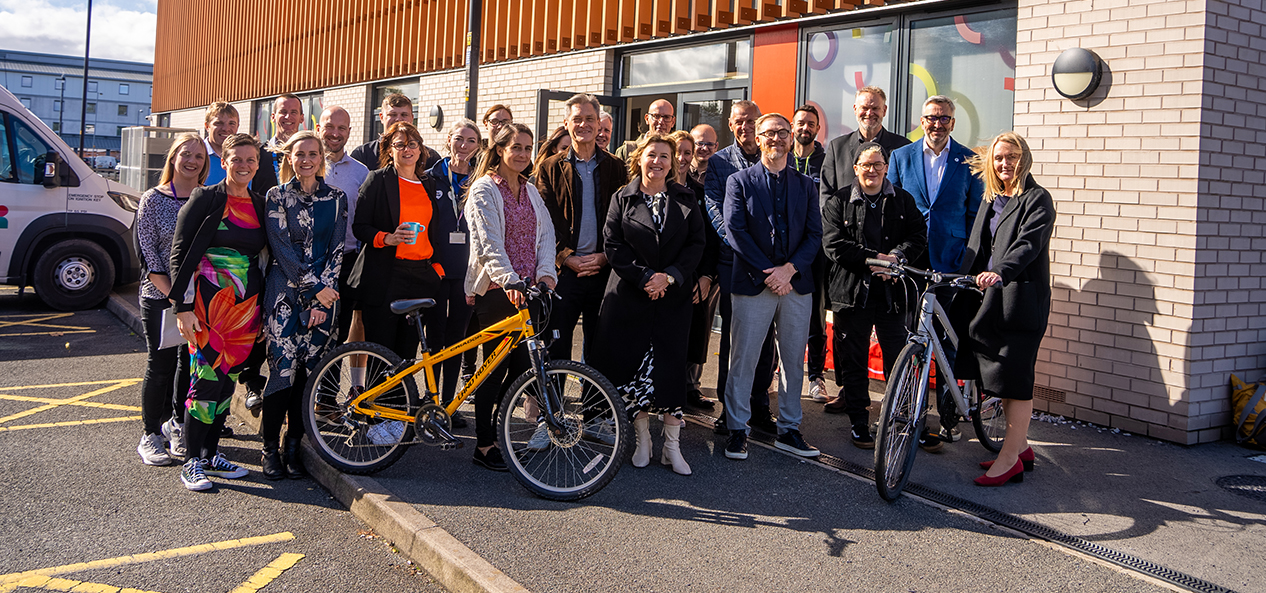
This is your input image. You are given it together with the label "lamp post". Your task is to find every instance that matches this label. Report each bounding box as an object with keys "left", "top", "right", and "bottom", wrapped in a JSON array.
[
  {"left": 77, "top": 0, "right": 93, "bottom": 157},
  {"left": 57, "top": 76, "right": 66, "bottom": 138}
]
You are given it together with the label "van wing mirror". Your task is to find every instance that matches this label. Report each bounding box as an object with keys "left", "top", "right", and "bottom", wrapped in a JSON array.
[{"left": 42, "top": 151, "right": 62, "bottom": 189}]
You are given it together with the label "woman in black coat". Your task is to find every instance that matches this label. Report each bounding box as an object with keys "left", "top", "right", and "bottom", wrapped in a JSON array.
[
  {"left": 956, "top": 132, "right": 1056, "bottom": 487},
  {"left": 670, "top": 130, "right": 720, "bottom": 410},
  {"left": 821, "top": 142, "right": 926, "bottom": 449},
  {"left": 591, "top": 133, "right": 705, "bottom": 476},
  {"left": 349, "top": 121, "right": 452, "bottom": 360}
]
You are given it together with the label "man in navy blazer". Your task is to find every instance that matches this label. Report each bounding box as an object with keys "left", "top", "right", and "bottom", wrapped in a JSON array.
[
  {"left": 721, "top": 113, "right": 823, "bottom": 462},
  {"left": 886, "top": 95, "right": 984, "bottom": 274}
]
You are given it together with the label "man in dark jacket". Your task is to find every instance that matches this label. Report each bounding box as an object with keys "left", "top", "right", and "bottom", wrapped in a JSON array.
[
  {"left": 790, "top": 104, "right": 831, "bottom": 404},
  {"left": 536, "top": 93, "right": 628, "bottom": 364},
  {"left": 349, "top": 93, "right": 440, "bottom": 171},
  {"left": 820, "top": 87, "right": 911, "bottom": 207},
  {"left": 721, "top": 113, "right": 823, "bottom": 462}
]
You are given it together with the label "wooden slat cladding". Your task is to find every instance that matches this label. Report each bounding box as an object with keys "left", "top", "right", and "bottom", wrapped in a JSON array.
[{"left": 153, "top": 0, "right": 879, "bottom": 112}]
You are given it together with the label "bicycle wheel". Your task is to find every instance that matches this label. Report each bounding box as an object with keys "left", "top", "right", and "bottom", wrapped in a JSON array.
[
  {"left": 498, "top": 359, "right": 630, "bottom": 501},
  {"left": 971, "top": 382, "right": 1007, "bottom": 453},
  {"left": 303, "top": 341, "right": 420, "bottom": 474},
  {"left": 874, "top": 341, "right": 930, "bottom": 501}
]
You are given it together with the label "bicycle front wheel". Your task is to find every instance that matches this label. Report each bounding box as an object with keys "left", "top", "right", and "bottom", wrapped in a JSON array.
[
  {"left": 303, "top": 341, "right": 420, "bottom": 475},
  {"left": 874, "top": 341, "right": 930, "bottom": 501},
  {"left": 498, "top": 360, "right": 630, "bottom": 501},
  {"left": 971, "top": 382, "right": 1007, "bottom": 453}
]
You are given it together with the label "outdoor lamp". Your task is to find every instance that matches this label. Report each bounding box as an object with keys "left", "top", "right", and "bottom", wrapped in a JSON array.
[
  {"left": 428, "top": 105, "right": 443, "bottom": 130},
  {"left": 1051, "top": 48, "right": 1103, "bottom": 100}
]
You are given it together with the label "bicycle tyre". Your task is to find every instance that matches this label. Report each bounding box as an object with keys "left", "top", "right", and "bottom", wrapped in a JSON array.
[
  {"left": 498, "top": 360, "right": 630, "bottom": 501},
  {"left": 970, "top": 383, "right": 1007, "bottom": 453},
  {"left": 874, "top": 341, "right": 930, "bottom": 501},
  {"left": 303, "top": 341, "right": 421, "bottom": 474}
]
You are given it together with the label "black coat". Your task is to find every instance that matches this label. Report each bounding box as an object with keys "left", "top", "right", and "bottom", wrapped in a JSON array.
[
  {"left": 820, "top": 128, "right": 911, "bottom": 208},
  {"left": 685, "top": 173, "right": 720, "bottom": 364},
  {"left": 168, "top": 181, "right": 268, "bottom": 313},
  {"left": 953, "top": 175, "right": 1056, "bottom": 399},
  {"left": 591, "top": 179, "right": 705, "bottom": 408},
  {"left": 349, "top": 166, "right": 450, "bottom": 307},
  {"left": 822, "top": 180, "right": 926, "bottom": 312}
]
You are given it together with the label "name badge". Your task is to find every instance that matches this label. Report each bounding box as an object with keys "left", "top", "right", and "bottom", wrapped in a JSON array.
[{"left": 450, "top": 232, "right": 467, "bottom": 245}]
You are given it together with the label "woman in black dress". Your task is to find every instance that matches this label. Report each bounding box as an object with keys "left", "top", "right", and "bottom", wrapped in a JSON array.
[
  {"left": 956, "top": 132, "right": 1056, "bottom": 486},
  {"left": 669, "top": 130, "right": 720, "bottom": 410},
  {"left": 591, "top": 133, "right": 705, "bottom": 476}
]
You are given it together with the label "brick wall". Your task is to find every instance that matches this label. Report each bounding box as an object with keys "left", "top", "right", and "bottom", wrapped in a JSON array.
[
  {"left": 322, "top": 85, "right": 370, "bottom": 144},
  {"left": 1015, "top": 0, "right": 1264, "bottom": 444},
  {"left": 168, "top": 108, "right": 203, "bottom": 131}
]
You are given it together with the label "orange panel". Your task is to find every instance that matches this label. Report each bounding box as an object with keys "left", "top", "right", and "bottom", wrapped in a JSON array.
[
  {"left": 635, "top": 0, "right": 653, "bottom": 39},
  {"left": 751, "top": 24, "right": 798, "bottom": 117},
  {"left": 653, "top": 0, "right": 671, "bottom": 36},
  {"left": 556, "top": 0, "right": 574, "bottom": 51},
  {"left": 711, "top": 0, "right": 732, "bottom": 28},
  {"left": 735, "top": 0, "right": 756, "bottom": 25},
  {"left": 671, "top": 0, "right": 690, "bottom": 33}
]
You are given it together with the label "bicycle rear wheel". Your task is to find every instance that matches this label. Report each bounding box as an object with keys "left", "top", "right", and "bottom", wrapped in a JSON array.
[
  {"left": 971, "top": 383, "right": 1007, "bottom": 453},
  {"left": 498, "top": 360, "right": 630, "bottom": 501},
  {"left": 303, "top": 342, "right": 420, "bottom": 474},
  {"left": 874, "top": 341, "right": 930, "bottom": 501}
]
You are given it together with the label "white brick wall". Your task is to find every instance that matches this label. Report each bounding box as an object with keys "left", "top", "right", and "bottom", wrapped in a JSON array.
[
  {"left": 168, "top": 108, "right": 204, "bottom": 131},
  {"left": 322, "top": 85, "right": 370, "bottom": 144}
]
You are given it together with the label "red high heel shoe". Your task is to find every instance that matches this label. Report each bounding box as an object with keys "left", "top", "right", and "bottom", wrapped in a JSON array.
[
  {"left": 979, "top": 447, "right": 1035, "bottom": 471},
  {"left": 974, "top": 458, "right": 1025, "bottom": 486}
]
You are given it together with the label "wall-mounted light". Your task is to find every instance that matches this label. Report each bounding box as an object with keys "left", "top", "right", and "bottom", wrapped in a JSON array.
[
  {"left": 1051, "top": 48, "right": 1103, "bottom": 100},
  {"left": 428, "top": 105, "right": 443, "bottom": 130}
]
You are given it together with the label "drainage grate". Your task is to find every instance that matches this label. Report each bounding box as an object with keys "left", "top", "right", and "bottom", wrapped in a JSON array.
[
  {"left": 689, "top": 414, "right": 1238, "bottom": 593},
  {"left": 1216, "top": 475, "right": 1266, "bottom": 503}
]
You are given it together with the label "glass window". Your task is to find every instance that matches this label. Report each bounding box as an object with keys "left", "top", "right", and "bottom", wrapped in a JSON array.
[
  {"left": 87, "top": 81, "right": 97, "bottom": 93},
  {"left": 903, "top": 9, "right": 1017, "bottom": 148},
  {"left": 119, "top": 83, "right": 130, "bottom": 95},
  {"left": 253, "top": 99, "right": 273, "bottom": 140},
  {"left": 118, "top": 104, "right": 128, "bottom": 116},
  {"left": 54, "top": 78, "right": 64, "bottom": 90},
  {"left": 300, "top": 93, "right": 323, "bottom": 131},
  {"left": 0, "top": 114, "right": 13, "bottom": 182},
  {"left": 118, "top": 126, "right": 126, "bottom": 136},
  {"left": 53, "top": 100, "right": 62, "bottom": 112},
  {"left": 621, "top": 39, "right": 750, "bottom": 90},
  {"left": 372, "top": 80, "right": 420, "bottom": 137},
  {"left": 21, "top": 76, "right": 33, "bottom": 88},
  {"left": 804, "top": 23, "right": 894, "bottom": 140},
  {"left": 53, "top": 122, "right": 61, "bottom": 133},
  {"left": 84, "top": 124, "right": 95, "bottom": 135},
  {"left": 86, "top": 102, "right": 96, "bottom": 114},
  {"left": 13, "top": 117, "right": 54, "bottom": 184},
  {"left": 20, "top": 98, "right": 32, "bottom": 109}
]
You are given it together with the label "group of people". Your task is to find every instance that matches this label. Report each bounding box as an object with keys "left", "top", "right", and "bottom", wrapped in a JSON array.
[{"left": 134, "top": 85, "right": 1054, "bottom": 492}]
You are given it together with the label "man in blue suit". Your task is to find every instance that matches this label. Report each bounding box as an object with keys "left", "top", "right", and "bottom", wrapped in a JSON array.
[
  {"left": 721, "top": 113, "right": 823, "bottom": 462},
  {"left": 887, "top": 95, "right": 984, "bottom": 274},
  {"left": 887, "top": 95, "right": 984, "bottom": 450}
]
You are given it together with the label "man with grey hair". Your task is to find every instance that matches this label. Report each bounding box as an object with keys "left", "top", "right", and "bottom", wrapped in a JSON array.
[
  {"left": 615, "top": 98, "right": 676, "bottom": 161},
  {"left": 596, "top": 110, "right": 613, "bottom": 152},
  {"left": 537, "top": 93, "right": 629, "bottom": 366}
]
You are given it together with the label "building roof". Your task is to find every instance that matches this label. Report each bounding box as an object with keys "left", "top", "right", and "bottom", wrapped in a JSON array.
[{"left": 0, "top": 60, "right": 153, "bottom": 83}]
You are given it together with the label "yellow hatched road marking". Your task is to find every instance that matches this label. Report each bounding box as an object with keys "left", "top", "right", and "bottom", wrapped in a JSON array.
[
  {"left": 0, "top": 532, "right": 296, "bottom": 585},
  {"left": 0, "top": 416, "right": 142, "bottom": 432},
  {"left": 229, "top": 553, "right": 305, "bottom": 593},
  {"left": 0, "top": 380, "right": 140, "bottom": 425},
  {"left": 0, "top": 330, "right": 97, "bottom": 337},
  {"left": 0, "top": 574, "right": 163, "bottom": 592},
  {"left": 0, "top": 380, "right": 143, "bottom": 391},
  {"left": 0, "top": 312, "right": 95, "bottom": 337},
  {"left": 0, "top": 393, "right": 141, "bottom": 412}
]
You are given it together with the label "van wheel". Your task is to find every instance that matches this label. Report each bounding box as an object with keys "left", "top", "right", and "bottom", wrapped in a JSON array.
[{"left": 32, "top": 239, "right": 115, "bottom": 311}]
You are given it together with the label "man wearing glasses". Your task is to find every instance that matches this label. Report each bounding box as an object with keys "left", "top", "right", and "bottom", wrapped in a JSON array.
[
  {"left": 615, "top": 99, "right": 676, "bottom": 161},
  {"left": 720, "top": 113, "right": 822, "bottom": 461},
  {"left": 886, "top": 95, "right": 984, "bottom": 451}
]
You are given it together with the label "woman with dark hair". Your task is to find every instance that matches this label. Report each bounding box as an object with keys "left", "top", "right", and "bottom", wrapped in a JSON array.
[
  {"left": 531, "top": 126, "right": 571, "bottom": 180},
  {"left": 169, "top": 133, "right": 267, "bottom": 491},
  {"left": 668, "top": 130, "right": 720, "bottom": 410},
  {"left": 481, "top": 104, "right": 513, "bottom": 147},
  {"left": 464, "top": 122, "right": 557, "bottom": 471},
  {"left": 591, "top": 132, "right": 705, "bottom": 475},
  {"left": 259, "top": 130, "right": 347, "bottom": 479},
  {"left": 135, "top": 132, "right": 206, "bottom": 466},
  {"left": 957, "top": 132, "right": 1055, "bottom": 487},
  {"left": 350, "top": 121, "right": 451, "bottom": 360}
]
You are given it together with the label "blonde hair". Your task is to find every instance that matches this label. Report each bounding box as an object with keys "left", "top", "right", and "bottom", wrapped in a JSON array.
[
  {"left": 667, "top": 130, "right": 693, "bottom": 150},
  {"left": 970, "top": 131, "right": 1033, "bottom": 202},
  {"left": 157, "top": 132, "right": 209, "bottom": 187},
  {"left": 626, "top": 132, "right": 678, "bottom": 185},
  {"left": 277, "top": 130, "right": 327, "bottom": 183}
]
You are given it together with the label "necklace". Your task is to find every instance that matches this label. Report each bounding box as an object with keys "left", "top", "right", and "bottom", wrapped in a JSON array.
[{"left": 865, "top": 191, "right": 882, "bottom": 209}]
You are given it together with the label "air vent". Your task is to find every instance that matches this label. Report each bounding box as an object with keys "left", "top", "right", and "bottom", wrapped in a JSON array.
[{"left": 1034, "top": 385, "right": 1066, "bottom": 403}]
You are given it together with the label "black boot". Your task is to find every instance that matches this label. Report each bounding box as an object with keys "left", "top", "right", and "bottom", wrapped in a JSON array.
[
  {"left": 282, "top": 435, "right": 306, "bottom": 479},
  {"left": 261, "top": 440, "right": 285, "bottom": 480}
]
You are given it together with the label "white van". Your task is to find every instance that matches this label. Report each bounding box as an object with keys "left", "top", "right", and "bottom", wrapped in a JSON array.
[{"left": 0, "top": 84, "right": 142, "bottom": 310}]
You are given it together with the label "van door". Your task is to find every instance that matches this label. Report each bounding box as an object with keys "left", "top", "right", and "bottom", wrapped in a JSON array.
[{"left": 0, "top": 110, "right": 69, "bottom": 283}]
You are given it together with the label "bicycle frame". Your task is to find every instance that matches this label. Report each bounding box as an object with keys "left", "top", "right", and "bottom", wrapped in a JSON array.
[{"left": 908, "top": 287, "right": 976, "bottom": 419}]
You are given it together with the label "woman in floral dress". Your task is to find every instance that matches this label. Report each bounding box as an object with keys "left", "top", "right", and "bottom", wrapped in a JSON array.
[
  {"left": 169, "top": 133, "right": 268, "bottom": 492},
  {"left": 260, "top": 131, "right": 347, "bottom": 479}
]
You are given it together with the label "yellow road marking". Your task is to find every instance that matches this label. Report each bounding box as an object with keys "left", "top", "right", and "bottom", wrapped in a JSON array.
[
  {"left": 0, "top": 380, "right": 140, "bottom": 425},
  {"left": 0, "top": 312, "right": 95, "bottom": 337},
  {"left": 0, "top": 330, "right": 97, "bottom": 337},
  {"left": 0, "top": 574, "right": 163, "bottom": 592},
  {"left": 0, "top": 532, "right": 295, "bottom": 585},
  {"left": 0, "top": 379, "right": 143, "bottom": 391},
  {"left": 0, "top": 416, "right": 142, "bottom": 432},
  {"left": 0, "top": 393, "right": 141, "bottom": 412},
  {"left": 229, "top": 553, "right": 305, "bottom": 593}
]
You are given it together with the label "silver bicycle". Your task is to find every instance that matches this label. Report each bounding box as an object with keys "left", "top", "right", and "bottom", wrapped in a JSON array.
[{"left": 865, "top": 258, "right": 1007, "bottom": 501}]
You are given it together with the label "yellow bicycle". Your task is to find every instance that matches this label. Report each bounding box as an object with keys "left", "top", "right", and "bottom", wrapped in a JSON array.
[{"left": 301, "top": 283, "right": 630, "bottom": 501}]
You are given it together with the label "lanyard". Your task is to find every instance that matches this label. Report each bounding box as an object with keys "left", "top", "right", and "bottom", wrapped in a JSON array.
[{"left": 445, "top": 160, "right": 467, "bottom": 223}]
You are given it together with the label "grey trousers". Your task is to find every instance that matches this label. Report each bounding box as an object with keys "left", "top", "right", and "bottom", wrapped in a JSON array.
[{"left": 724, "top": 288, "right": 812, "bottom": 433}]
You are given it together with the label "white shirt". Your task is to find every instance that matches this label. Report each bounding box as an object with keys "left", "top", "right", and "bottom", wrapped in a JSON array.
[
  {"left": 323, "top": 152, "right": 370, "bottom": 250},
  {"left": 922, "top": 139, "right": 949, "bottom": 205}
]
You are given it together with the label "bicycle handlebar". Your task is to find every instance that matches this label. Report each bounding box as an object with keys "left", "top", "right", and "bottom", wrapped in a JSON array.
[{"left": 864, "top": 258, "right": 979, "bottom": 290}]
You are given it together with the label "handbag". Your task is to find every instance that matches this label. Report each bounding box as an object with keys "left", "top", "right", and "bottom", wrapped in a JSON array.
[{"left": 158, "top": 306, "right": 186, "bottom": 351}]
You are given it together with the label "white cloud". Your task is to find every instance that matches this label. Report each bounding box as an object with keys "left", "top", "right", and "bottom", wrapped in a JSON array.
[{"left": 0, "top": 0, "right": 156, "bottom": 64}]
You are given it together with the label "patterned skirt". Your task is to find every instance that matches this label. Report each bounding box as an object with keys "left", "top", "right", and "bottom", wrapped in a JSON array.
[{"left": 618, "top": 345, "right": 683, "bottom": 420}]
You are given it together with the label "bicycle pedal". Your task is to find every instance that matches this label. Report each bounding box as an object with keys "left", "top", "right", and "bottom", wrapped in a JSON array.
[{"left": 439, "top": 439, "right": 464, "bottom": 451}]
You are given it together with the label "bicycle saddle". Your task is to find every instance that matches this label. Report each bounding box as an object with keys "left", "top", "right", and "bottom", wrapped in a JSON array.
[{"left": 389, "top": 298, "right": 436, "bottom": 315}]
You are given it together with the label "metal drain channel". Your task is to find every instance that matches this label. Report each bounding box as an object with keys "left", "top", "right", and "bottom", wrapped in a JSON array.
[{"left": 687, "top": 414, "right": 1236, "bottom": 593}]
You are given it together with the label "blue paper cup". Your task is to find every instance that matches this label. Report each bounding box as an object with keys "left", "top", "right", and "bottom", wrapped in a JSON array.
[{"left": 403, "top": 221, "right": 423, "bottom": 244}]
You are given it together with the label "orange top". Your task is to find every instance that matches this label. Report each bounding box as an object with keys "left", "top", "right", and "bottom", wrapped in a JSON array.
[{"left": 373, "top": 176, "right": 444, "bottom": 276}]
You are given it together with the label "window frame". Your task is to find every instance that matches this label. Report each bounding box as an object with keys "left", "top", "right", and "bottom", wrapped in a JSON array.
[
  {"left": 119, "top": 83, "right": 130, "bottom": 95},
  {"left": 20, "top": 75, "right": 33, "bottom": 88}
]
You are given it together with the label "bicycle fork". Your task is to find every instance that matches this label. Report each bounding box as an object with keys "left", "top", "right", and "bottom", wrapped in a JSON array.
[{"left": 526, "top": 339, "right": 568, "bottom": 434}]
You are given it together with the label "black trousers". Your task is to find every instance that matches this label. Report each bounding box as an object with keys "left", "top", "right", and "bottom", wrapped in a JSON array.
[
  {"left": 716, "top": 259, "right": 777, "bottom": 410},
  {"left": 362, "top": 259, "right": 443, "bottom": 361},
  {"left": 236, "top": 341, "right": 268, "bottom": 393},
  {"left": 832, "top": 299, "right": 908, "bottom": 427},
  {"left": 472, "top": 289, "right": 530, "bottom": 448},
  {"left": 261, "top": 368, "right": 306, "bottom": 443},
  {"left": 807, "top": 251, "right": 828, "bottom": 382},
  {"left": 337, "top": 248, "right": 359, "bottom": 343},
  {"left": 546, "top": 268, "right": 607, "bottom": 362},
  {"left": 424, "top": 277, "right": 474, "bottom": 404},
  {"left": 140, "top": 298, "right": 191, "bottom": 434}
]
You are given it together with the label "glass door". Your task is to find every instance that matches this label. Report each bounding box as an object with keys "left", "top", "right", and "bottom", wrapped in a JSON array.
[{"left": 677, "top": 88, "right": 747, "bottom": 151}]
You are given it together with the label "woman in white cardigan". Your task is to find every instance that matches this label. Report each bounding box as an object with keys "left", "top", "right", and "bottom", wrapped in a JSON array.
[{"left": 463, "top": 122, "right": 557, "bottom": 472}]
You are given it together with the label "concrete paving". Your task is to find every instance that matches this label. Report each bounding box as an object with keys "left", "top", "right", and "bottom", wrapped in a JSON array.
[{"left": 104, "top": 283, "right": 1266, "bottom": 592}]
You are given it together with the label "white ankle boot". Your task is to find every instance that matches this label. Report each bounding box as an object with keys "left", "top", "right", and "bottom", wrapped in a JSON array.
[
  {"left": 661, "top": 423, "right": 691, "bottom": 476},
  {"left": 632, "top": 416, "right": 652, "bottom": 468}
]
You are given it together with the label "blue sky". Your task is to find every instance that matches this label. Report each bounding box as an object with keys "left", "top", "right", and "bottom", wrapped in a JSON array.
[{"left": 0, "top": 0, "right": 158, "bottom": 63}]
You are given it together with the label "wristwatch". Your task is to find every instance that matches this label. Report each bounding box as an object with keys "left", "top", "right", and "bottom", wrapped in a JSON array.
[{"left": 666, "top": 275, "right": 676, "bottom": 286}]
